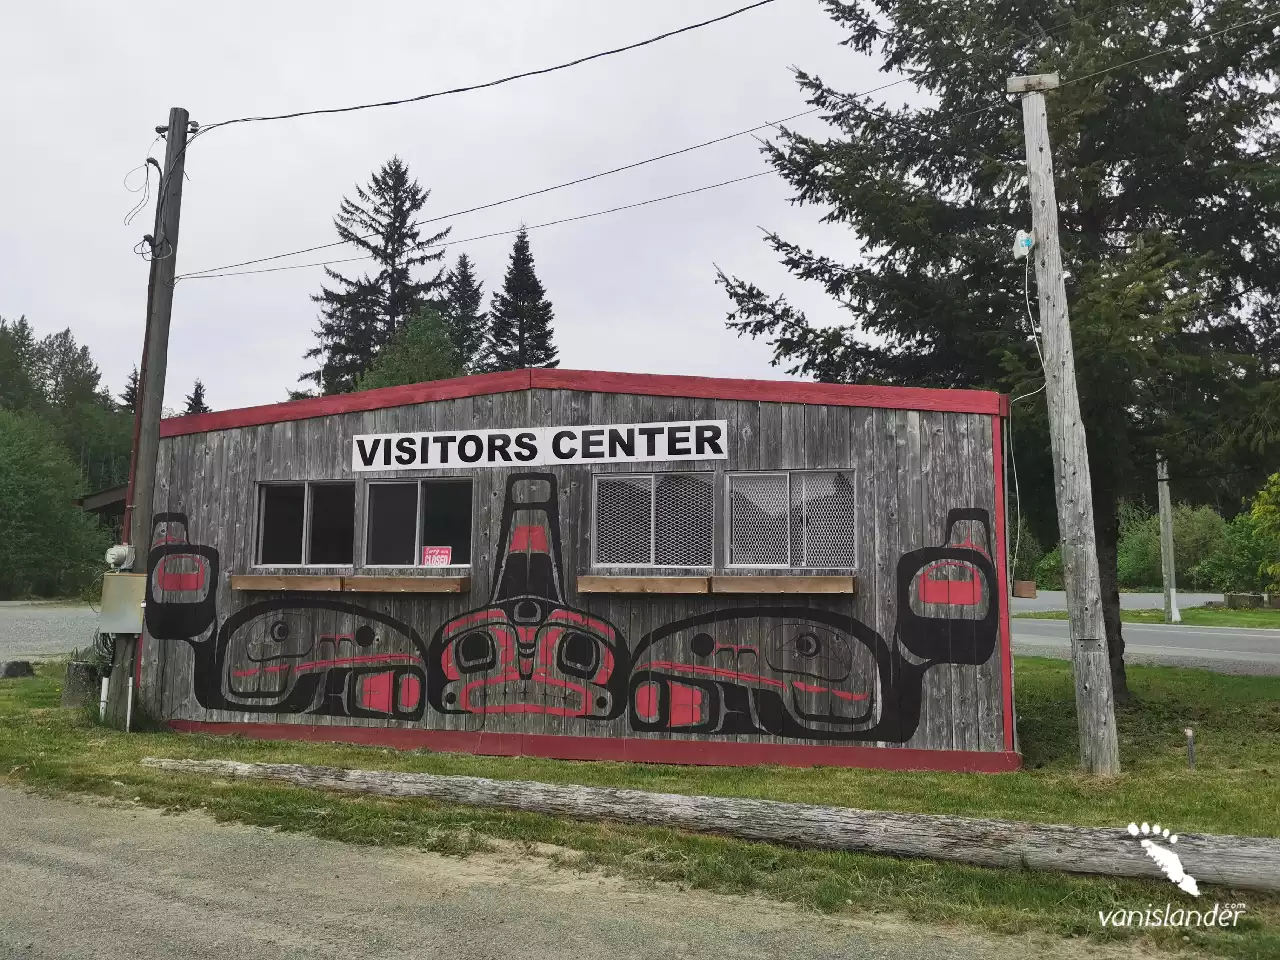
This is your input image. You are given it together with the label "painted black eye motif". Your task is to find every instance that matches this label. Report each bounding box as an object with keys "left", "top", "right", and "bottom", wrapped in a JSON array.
[
  {"left": 354, "top": 625, "right": 375, "bottom": 647},
  {"left": 268, "top": 620, "right": 290, "bottom": 642},
  {"left": 456, "top": 631, "right": 497, "bottom": 672},
  {"left": 794, "top": 632, "right": 821, "bottom": 658},
  {"left": 557, "top": 631, "right": 600, "bottom": 679},
  {"left": 690, "top": 632, "right": 715, "bottom": 658}
]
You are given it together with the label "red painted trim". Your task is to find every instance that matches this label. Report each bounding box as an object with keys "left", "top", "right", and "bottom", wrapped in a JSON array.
[
  {"left": 991, "top": 416, "right": 1015, "bottom": 752},
  {"left": 167, "top": 720, "right": 1022, "bottom": 772},
  {"left": 160, "top": 369, "right": 1009, "bottom": 438}
]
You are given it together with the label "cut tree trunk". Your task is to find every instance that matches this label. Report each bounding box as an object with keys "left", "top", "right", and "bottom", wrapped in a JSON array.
[{"left": 141, "top": 758, "right": 1280, "bottom": 892}]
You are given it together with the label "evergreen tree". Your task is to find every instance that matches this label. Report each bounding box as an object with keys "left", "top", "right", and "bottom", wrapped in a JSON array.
[
  {"left": 0, "top": 317, "right": 44, "bottom": 413},
  {"left": 303, "top": 157, "right": 451, "bottom": 394},
  {"left": 354, "top": 309, "right": 463, "bottom": 391},
  {"left": 442, "top": 253, "right": 489, "bottom": 372},
  {"left": 120, "top": 366, "right": 139, "bottom": 412},
  {"left": 183, "top": 379, "right": 211, "bottom": 415},
  {"left": 716, "top": 0, "right": 1280, "bottom": 697},
  {"left": 487, "top": 229, "right": 559, "bottom": 371}
]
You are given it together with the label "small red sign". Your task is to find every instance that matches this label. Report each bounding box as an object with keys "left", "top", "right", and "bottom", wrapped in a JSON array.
[{"left": 422, "top": 546, "right": 452, "bottom": 567}]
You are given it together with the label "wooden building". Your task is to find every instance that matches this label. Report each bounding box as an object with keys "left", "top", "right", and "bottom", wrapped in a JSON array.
[{"left": 140, "top": 369, "right": 1017, "bottom": 771}]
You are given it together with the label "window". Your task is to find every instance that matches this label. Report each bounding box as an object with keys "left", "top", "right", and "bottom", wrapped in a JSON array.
[
  {"left": 364, "top": 478, "right": 473, "bottom": 567},
  {"left": 594, "top": 473, "right": 714, "bottom": 566},
  {"left": 729, "top": 471, "right": 856, "bottom": 568},
  {"left": 256, "top": 482, "right": 355, "bottom": 566}
]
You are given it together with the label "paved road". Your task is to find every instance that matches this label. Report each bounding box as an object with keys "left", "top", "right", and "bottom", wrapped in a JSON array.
[
  {"left": 1012, "top": 619, "right": 1280, "bottom": 675},
  {"left": 0, "top": 602, "right": 97, "bottom": 663},
  {"left": 1011, "top": 590, "right": 1223, "bottom": 613},
  {"left": 0, "top": 789, "right": 1147, "bottom": 960}
]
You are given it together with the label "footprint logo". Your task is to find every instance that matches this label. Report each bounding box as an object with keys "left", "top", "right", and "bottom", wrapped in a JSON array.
[{"left": 1128, "top": 821, "right": 1199, "bottom": 896}]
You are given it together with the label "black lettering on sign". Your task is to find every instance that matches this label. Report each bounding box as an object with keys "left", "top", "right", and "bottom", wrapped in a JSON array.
[
  {"left": 552, "top": 430, "right": 577, "bottom": 459},
  {"left": 581, "top": 429, "right": 605, "bottom": 459},
  {"left": 419, "top": 436, "right": 431, "bottom": 464},
  {"left": 383, "top": 438, "right": 393, "bottom": 465},
  {"left": 695, "top": 423, "right": 724, "bottom": 455},
  {"left": 667, "top": 425, "right": 691, "bottom": 456},
  {"left": 458, "top": 435, "right": 483, "bottom": 463},
  {"left": 488, "top": 434, "right": 512, "bottom": 462},
  {"left": 608, "top": 428, "right": 635, "bottom": 458},
  {"left": 356, "top": 438, "right": 381, "bottom": 467},
  {"left": 395, "top": 437, "right": 417, "bottom": 465},
  {"left": 638, "top": 426, "right": 664, "bottom": 457},
  {"left": 433, "top": 435, "right": 457, "bottom": 463},
  {"left": 514, "top": 432, "right": 538, "bottom": 462}
]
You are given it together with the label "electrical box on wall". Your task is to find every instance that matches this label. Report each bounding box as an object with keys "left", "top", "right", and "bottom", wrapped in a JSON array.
[{"left": 99, "top": 573, "right": 146, "bottom": 635}]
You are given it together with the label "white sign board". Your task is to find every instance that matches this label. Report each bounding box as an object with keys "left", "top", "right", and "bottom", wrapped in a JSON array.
[{"left": 352, "top": 420, "right": 728, "bottom": 472}]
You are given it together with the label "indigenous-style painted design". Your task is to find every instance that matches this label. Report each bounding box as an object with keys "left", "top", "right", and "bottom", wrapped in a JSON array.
[{"left": 147, "top": 476, "right": 998, "bottom": 745}]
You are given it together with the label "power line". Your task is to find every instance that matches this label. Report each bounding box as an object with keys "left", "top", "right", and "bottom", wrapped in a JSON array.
[
  {"left": 198, "top": 0, "right": 780, "bottom": 132},
  {"left": 176, "top": 171, "right": 772, "bottom": 281}
]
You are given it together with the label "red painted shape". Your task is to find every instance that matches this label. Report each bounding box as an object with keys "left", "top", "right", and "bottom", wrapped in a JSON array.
[
  {"left": 509, "top": 524, "right": 549, "bottom": 553},
  {"left": 917, "top": 562, "right": 983, "bottom": 606},
  {"left": 156, "top": 556, "right": 206, "bottom": 592},
  {"left": 359, "top": 673, "right": 394, "bottom": 714},
  {"left": 643, "top": 660, "right": 786, "bottom": 689},
  {"left": 167, "top": 720, "right": 1024, "bottom": 772},
  {"left": 292, "top": 654, "right": 422, "bottom": 674},
  {"left": 635, "top": 682, "right": 659, "bottom": 722},
  {"left": 160, "top": 369, "right": 1009, "bottom": 438},
  {"left": 791, "top": 681, "right": 868, "bottom": 702},
  {"left": 398, "top": 674, "right": 422, "bottom": 711},
  {"left": 991, "top": 416, "right": 1016, "bottom": 753},
  {"left": 667, "top": 682, "right": 705, "bottom": 727}
]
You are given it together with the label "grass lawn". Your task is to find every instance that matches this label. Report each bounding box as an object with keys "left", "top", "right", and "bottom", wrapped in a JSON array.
[
  {"left": 2, "top": 657, "right": 1277, "bottom": 958},
  {"left": 1014, "top": 607, "right": 1280, "bottom": 628}
]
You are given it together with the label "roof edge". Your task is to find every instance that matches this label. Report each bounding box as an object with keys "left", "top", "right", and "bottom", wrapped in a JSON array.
[{"left": 161, "top": 368, "right": 1008, "bottom": 438}]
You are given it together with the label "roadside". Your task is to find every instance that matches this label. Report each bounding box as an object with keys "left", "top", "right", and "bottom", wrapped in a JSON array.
[
  {"left": 1011, "top": 620, "right": 1280, "bottom": 675},
  {"left": 1011, "top": 590, "right": 1224, "bottom": 613},
  {"left": 0, "top": 601, "right": 97, "bottom": 662},
  {"left": 2, "top": 659, "right": 1277, "bottom": 958},
  {"left": 0, "top": 788, "right": 1170, "bottom": 960},
  {"left": 1015, "top": 607, "right": 1280, "bottom": 628}
]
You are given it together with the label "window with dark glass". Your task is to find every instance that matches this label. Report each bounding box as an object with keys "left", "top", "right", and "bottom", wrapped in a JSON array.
[
  {"left": 421, "top": 479, "right": 472, "bottom": 566},
  {"left": 257, "top": 484, "right": 305, "bottom": 564},
  {"left": 366, "top": 482, "right": 418, "bottom": 566},
  {"left": 307, "top": 482, "right": 356, "bottom": 564}
]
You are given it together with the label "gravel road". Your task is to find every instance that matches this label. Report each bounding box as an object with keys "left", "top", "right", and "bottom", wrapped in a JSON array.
[
  {"left": 0, "top": 602, "right": 98, "bottom": 662},
  {"left": 0, "top": 788, "right": 1154, "bottom": 960}
]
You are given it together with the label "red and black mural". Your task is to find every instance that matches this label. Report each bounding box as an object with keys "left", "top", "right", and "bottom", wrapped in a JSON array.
[{"left": 147, "top": 474, "right": 999, "bottom": 744}]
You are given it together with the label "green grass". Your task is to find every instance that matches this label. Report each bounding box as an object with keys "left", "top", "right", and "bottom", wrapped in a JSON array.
[
  {"left": 2, "top": 658, "right": 1277, "bottom": 958},
  {"left": 1014, "top": 607, "right": 1280, "bottom": 628}
]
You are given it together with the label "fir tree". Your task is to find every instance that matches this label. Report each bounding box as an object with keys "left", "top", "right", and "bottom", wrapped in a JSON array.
[
  {"left": 442, "top": 254, "right": 489, "bottom": 372},
  {"left": 716, "top": 0, "right": 1280, "bottom": 697},
  {"left": 183, "top": 379, "right": 211, "bottom": 415},
  {"left": 354, "top": 309, "right": 463, "bottom": 391},
  {"left": 487, "top": 229, "right": 559, "bottom": 371},
  {"left": 119, "top": 366, "right": 139, "bottom": 412},
  {"left": 303, "top": 157, "right": 451, "bottom": 394}
]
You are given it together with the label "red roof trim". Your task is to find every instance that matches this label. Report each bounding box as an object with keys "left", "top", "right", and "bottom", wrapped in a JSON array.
[{"left": 161, "top": 368, "right": 1007, "bottom": 438}]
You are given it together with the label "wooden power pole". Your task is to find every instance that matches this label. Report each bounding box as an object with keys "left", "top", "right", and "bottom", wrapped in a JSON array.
[
  {"left": 1157, "top": 455, "right": 1181, "bottom": 623},
  {"left": 1007, "top": 74, "right": 1120, "bottom": 774},
  {"left": 105, "top": 106, "right": 191, "bottom": 729}
]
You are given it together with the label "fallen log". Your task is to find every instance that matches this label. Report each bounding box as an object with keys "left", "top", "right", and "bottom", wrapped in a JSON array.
[{"left": 141, "top": 757, "right": 1280, "bottom": 892}]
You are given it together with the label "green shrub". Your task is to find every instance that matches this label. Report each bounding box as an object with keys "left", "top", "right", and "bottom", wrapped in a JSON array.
[
  {"left": 1034, "top": 546, "right": 1064, "bottom": 590},
  {"left": 0, "top": 410, "right": 109, "bottom": 598},
  {"left": 1010, "top": 514, "right": 1043, "bottom": 582},
  {"left": 1115, "top": 501, "right": 1226, "bottom": 591},
  {"left": 1194, "top": 510, "right": 1276, "bottom": 593}
]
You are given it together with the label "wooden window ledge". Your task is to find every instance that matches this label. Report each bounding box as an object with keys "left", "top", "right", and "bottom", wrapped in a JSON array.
[
  {"left": 576, "top": 575, "right": 856, "bottom": 595},
  {"left": 711, "top": 575, "right": 856, "bottom": 594},
  {"left": 231, "top": 575, "right": 470, "bottom": 594},
  {"left": 578, "top": 576, "right": 710, "bottom": 594}
]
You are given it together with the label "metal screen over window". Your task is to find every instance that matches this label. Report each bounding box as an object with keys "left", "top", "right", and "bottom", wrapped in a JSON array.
[
  {"left": 729, "top": 474, "right": 789, "bottom": 565},
  {"left": 791, "top": 471, "right": 857, "bottom": 567},
  {"left": 731, "top": 471, "right": 857, "bottom": 567},
  {"left": 595, "top": 473, "right": 714, "bottom": 566}
]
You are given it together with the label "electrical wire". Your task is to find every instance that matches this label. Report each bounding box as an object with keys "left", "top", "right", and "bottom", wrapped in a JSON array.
[
  {"left": 177, "top": 171, "right": 772, "bottom": 281},
  {"left": 197, "top": 1, "right": 780, "bottom": 132}
]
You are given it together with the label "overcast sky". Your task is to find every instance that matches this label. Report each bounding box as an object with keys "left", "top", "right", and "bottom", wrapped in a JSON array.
[{"left": 4, "top": 0, "right": 916, "bottom": 412}]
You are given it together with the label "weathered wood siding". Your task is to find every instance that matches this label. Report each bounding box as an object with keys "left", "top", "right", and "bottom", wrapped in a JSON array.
[{"left": 139, "top": 388, "right": 1011, "bottom": 761}]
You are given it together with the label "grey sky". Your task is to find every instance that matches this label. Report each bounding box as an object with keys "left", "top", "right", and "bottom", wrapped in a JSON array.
[{"left": 4, "top": 0, "right": 909, "bottom": 411}]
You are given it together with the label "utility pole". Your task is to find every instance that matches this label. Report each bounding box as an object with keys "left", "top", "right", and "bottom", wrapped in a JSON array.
[
  {"left": 105, "top": 106, "right": 191, "bottom": 729},
  {"left": 1007, "top": 74, "right": 1120, "bottom": 774},
  {"left": 1157, "top": 455, "right": 1181, "bottom": 623}
]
